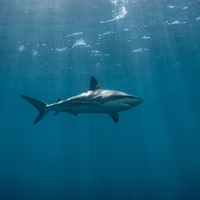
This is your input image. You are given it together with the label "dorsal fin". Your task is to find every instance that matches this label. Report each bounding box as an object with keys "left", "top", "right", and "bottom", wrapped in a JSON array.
[{"left": 89, "top": 76, "right": 100, "bottom": 91}]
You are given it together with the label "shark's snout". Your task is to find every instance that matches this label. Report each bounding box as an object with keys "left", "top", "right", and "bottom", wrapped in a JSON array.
[
  {"left": 137, "top": 97, "right": 143, "bottom": 104},
  {"left": 127, "top": 96, "right": 143, "bottom": 107}
]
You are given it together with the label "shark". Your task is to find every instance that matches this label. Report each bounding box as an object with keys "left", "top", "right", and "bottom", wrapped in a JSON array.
[{"left": 20, "top": 76, "right": 142, "bottom": 124}]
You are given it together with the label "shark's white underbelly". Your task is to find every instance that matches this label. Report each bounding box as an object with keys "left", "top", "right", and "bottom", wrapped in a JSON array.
[{"left": 72, "top": 101, "right": 132, "bottom": 113}]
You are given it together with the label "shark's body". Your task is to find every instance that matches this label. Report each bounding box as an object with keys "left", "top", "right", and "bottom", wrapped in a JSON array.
[{"left": 20, "top": 76, "right": 142, "bottom": 124}]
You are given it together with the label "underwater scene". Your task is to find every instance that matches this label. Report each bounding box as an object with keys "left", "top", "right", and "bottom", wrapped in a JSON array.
[{"left": 0, "top": 0, "right": 200, "bottom": 199}]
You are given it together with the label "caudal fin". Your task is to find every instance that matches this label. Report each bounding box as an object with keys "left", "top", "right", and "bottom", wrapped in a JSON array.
[{"left": 20, "top": 95, "right": 48, "bottom": 124}]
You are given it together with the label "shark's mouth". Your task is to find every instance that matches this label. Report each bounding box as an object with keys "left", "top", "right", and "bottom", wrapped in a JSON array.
[{"left": 126, "top": 97, "right": 143, "bottom": 106}]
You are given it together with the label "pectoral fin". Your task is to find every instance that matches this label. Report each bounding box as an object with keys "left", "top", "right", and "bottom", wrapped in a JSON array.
[{"left": 107, "top": 112, "right": 119, "bottom": 123}]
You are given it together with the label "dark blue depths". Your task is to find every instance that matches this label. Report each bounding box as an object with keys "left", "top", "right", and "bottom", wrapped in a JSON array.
[{"left": 0, "top": 0, "right": 200, "bottom": 199}]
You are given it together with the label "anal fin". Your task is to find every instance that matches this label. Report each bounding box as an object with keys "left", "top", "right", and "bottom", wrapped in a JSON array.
[
  {"left": 54, "top": 111, "right": 60, "bottom": 115},
  {"left": 107, "top": 112, "right": 119, "bottom": 123},
  {"left": 69, "top": 110, "right": 78, "bottom": 116}
]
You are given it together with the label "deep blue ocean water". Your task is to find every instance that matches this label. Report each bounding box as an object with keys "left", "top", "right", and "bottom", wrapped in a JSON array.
[{"left": 1, "top": 0, "right": 200, "bottom": 199}]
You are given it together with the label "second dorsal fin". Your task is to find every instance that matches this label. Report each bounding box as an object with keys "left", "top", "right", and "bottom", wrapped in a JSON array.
[
  {"left": 89, "top": 76, "right": 100, "bottom": 91},
  {"left": 57, "top": 98, "right": 62, "bottom": 102}
]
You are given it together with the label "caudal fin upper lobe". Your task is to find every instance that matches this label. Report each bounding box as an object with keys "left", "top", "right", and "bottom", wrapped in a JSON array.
[{"left": 20, "top": 95, "right": 48, "bottom": 124}]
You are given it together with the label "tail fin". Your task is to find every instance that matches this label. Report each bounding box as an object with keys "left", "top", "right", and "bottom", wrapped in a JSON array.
[{"left": 20, "top": 95, "right": 48, "bottom": 124}]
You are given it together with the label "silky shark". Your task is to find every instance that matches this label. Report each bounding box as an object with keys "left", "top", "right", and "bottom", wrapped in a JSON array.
[{"left": 20, "top": 76, "right": 142, "bottom": 124}]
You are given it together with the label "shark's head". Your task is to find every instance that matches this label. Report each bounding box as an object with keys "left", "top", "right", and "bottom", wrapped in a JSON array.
[
  {"left": 89, "top": 76, "right": 143, "bottom": 109},
  {"left": 125, "top": 95, "right": 143, "bottom": 107},
  {"left": 107, "top": 91, "right": 143, "bottom": 108}
]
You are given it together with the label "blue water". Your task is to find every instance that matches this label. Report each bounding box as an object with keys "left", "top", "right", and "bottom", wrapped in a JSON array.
[{"left": 1, "top": 0, "right": 200, "bottom": 199}]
